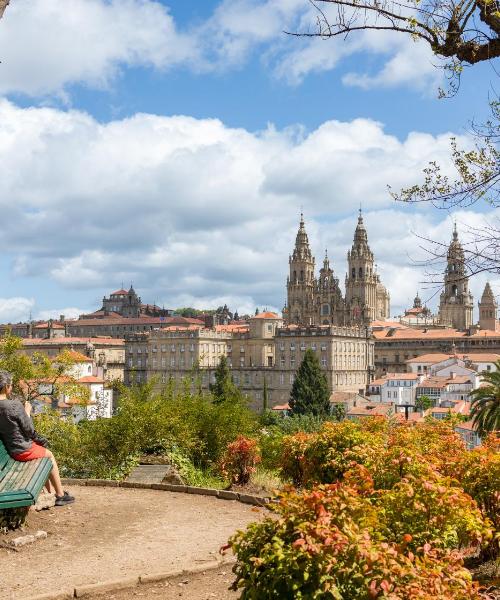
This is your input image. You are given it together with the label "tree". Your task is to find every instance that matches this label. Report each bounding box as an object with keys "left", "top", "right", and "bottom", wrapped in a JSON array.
[
  {"left": 262, "top": 377, "right": 269, "bottom": 413},
  {"left": 0, "top": 1, "right": 8, "bottom": 20},
  {"left": 0, "top": 334, "right": 89, "bottom": 407},
  {"left": 289, "top": 349, "right": 330, "bottom": 416},
  {"left": 210, "top": 355, "right": 241, "bottom": 404},
  {"left": 293, "top": 0, "right": 500, "bottom": 69},
  {"left": 469, "top": 363, "right": 500, "bottom": 435},
  {"left": 415, "top": 394, "right": 434, "bottom": 412}
]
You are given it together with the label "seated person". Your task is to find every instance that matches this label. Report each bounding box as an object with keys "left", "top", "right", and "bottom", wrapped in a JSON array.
[{"left": 0, "top": 370, "right": 74, "bottom": 506}]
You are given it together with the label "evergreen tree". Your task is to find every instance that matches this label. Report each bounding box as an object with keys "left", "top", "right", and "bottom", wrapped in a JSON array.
[
  {"left": 289, "top": 349, "right": 330, "bottom": 417},
  {"left": 210, "top": 356, "right": 240, "bottom": 404},
  {"left": 262, "top": 377, "right": 269, "bottom": 413}
]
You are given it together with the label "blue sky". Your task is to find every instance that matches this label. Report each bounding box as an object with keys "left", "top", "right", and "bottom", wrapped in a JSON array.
[{"left": 0, "top": 0, "right": 495, "bottom": 322}]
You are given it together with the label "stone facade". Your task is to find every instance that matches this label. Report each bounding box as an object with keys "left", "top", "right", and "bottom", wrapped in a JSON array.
[
  {"left": 438, "top": 226, "right": 474, "bottom": 330},
  {"left": 478, "top": 282, "right": 498, "bottom": 331},
  {"left": 124, "top": 316, "right": 374, "bottom": 410},
  {"left": 285, "top": 212, "right": 390, "bottom": 327}
]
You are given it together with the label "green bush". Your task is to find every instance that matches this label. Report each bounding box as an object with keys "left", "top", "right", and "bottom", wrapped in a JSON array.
[
  {"left": 229, "top": 483, "right": 482, "bottom": 599},
  {"left": 34, "top": 379, "right": 258, "bottom": 481}
]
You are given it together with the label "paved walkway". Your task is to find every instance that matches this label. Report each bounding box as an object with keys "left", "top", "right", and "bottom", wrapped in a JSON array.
[{"left": 0, "top": 486, "right": 263, "bottom": 600}]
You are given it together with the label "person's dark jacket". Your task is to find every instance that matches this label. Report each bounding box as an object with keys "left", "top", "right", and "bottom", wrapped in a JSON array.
[{"left": 0, "top": 398, "right": 35, "bottom": 456}]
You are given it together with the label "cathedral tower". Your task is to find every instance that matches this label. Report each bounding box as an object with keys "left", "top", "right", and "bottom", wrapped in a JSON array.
[
  {"left": 438, "top": 225, "right": 474, "bottom": 330},
  {"left": 316, "top": 250, "right": 345, "bottom": 325},
  {"left": 345, "top": 210, "right": 390, "bottom": 322},
  {"left": 286, "top": 215, "right": 316, "bottom": 325},
  {"left": 479, "top": 282, "right": 497, "bottom": 331}
]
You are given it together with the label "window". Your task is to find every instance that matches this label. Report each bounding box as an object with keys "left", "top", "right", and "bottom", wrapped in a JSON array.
[
  {"left": 300, "top": 344, "right": 306, "bottom": 351},
  {"left": 137, "top": 347, "right": 142, "bottom": 354},
  {"left": 279, "top": 373, "right": 284, "bottom": 385},
  {"left": 311, "top": 343, "right": 317, "bottom": 351},
  {"left": 290, "top": 356, "right": 296, "bottom": 367},
  {"left": 128, "top": 358, "right": 133, "bottom": 367},
  {"left": 240, "top": 357, "right": 244, "bottom": 367},
  {"left": 290, "top": 343, "right": 295, "bottom": 351},
  {"left": 180, "top": 344, "right": 185, "bottom": 352},
  {"left": 190, "top": 344, "right": 195, "bottom": 352},
  {"left": 161, "top": 358, "right": 166, "bottom": 368},
  {"left": 321, "top": 344, "right": 327, "bottom": 351},
  {"left": 321, "top": 356, "right": 327, "bottom": 367},
  {"left": 267, "top": 324, "right": 272, "bottom": 332},
  {"left": 279, "top": 343, "right": 285, "bottom": 351},
  {"left": 152, "top": 345, "right": 157, "bottom": 353},
  {"left": 161, "top": 344, "right": 166, "bottom": 352},
  {"left": 161, "top": 373, "right": 167, "bottom": 384},
  {"left": 280, "top": 355, "right": 285, "bottom": 367},
  {"left": 180, "top": 358, "right": 185, "bottom": 367},
  {"left": 171, "top": 344, "right": 175, "bottom": 352},
  {"left": 170, "top": 357, "right": 175, "bottom": 367},
  {"left": 289, "top": 373, "right": 295, "bottom": 384},
  {"left": 137, "top": 359, "right": 142, "bottom": 367},
  {"left": 152, "top": 358, "right": 157, "bottom": 368}
]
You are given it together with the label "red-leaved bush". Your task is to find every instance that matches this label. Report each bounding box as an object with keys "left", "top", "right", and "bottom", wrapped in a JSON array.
[{"left": 219, "top": 436, "right": 260, "bottom": 486}]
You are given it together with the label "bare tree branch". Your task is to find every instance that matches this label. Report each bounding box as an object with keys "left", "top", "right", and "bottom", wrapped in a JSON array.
[{"left": 0, "top": 1, "right": 9, "bottom": 20}]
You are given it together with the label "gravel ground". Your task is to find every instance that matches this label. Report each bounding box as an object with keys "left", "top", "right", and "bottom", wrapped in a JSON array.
[
  {"left": 0, "top": 486, "right": 263, "bottom": 600},
  {"left": 92, "top": 565, "right": 239, "bottom": 600}
]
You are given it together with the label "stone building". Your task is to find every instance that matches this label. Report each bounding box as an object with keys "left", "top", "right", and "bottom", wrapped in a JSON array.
[
  {"left": 478, "top": 282, "right": 498, "bottom": 331},
  {"left": 438, "top": 226, "right": 474, "bottom": 330},
  {"left": 20, "top": 337, "right": 126, "bottom": 382},
  {"left": 124, "top": 313, "right": 374, "bottom": 410},
  {"left": 84, "top": 286, "right": 173, "bottom": 319},
  {"left": 285, "top": 211, "right": 390, "bottom": 327}
]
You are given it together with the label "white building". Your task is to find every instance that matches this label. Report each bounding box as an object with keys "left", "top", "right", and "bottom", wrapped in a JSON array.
[{"left": 368, "top": 373, "right": 422, "bottom": 405}]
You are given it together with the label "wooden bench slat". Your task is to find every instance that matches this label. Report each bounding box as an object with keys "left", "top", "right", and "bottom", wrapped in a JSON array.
[{"left": 0, "top": 439, "right": 52, "bottom": 510}]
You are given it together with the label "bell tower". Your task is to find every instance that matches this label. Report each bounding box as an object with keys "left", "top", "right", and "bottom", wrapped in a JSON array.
[
  {"left": 286, "top": 214, "right": 316, "bottom": 325},
  {"left": 345, "top": 210, "right": 378, "bottom": 323},
  {"left": 438, "top": 225, "right": 474, "bottom": 330},
  {"left": 479, "top": 282, "right": 497, "bottom": 331}
]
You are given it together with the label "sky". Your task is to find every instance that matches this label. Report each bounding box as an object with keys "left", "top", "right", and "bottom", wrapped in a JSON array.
[{"left": 0, "top": 0, "right": 496, "bottom": 322}]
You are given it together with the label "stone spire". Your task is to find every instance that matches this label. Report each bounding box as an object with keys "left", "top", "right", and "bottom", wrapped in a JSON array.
[
  {"left": 292, "top": 213, "right": 313, "bottom": 262},
  {"left": 479, "top": 282, "right": 497, "bottom": 331},
  {"left": 413, "top": 291, "right": 422, "bottom": 309}
]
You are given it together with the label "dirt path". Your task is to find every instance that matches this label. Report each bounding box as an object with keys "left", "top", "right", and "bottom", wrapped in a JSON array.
[
  {"left": 0, "top": 486, "right": 263, "bottom": 600},
  {"left": 92, "top": 565, "right": 238, "bottom": 599}
]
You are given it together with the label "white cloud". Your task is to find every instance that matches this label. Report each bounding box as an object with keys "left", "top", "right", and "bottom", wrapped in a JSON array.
[
  {"left": 0, "top": 98, "right": 480, "bottom": 317},
  {"left": 0, "top": 0, "right": 443, "bottom": 96},
  {"left": 0, "top": 0, "right": 196, "bottom": 96},
  {"left": 0, "top": 297, "right": 35, "bottom": 323},
  {"left": 36, "top": 307, "right": 88, "bottom": 321}
]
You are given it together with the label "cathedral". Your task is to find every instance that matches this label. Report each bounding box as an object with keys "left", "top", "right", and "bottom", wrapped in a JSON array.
[{"left": 284, "top": 211, "right": 391, "bottom": 326}]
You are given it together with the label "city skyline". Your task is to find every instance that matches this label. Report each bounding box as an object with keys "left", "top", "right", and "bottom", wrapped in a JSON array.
[{"left": 0, "top": 0, "right": 495, "bottom": 323}]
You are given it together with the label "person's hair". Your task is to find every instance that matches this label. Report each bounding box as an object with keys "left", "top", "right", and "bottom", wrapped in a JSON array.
[{"left": 0, "top": 370, "right": 13, "bottom": 393}]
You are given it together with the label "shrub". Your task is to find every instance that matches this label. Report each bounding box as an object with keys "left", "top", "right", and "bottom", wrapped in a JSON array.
[
  {"left": 219, "top": 436, "right": 261, "bottom": 486},
  {"left": 229, "top": 484, "right": 481, "bottom": 599},
  {"left": 280, "top": 420, "right": 384, "bottom": 486}
]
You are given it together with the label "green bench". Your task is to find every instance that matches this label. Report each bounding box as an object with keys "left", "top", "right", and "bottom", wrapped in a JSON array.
[{"left": 0, "top": 439, "right": 52, "bottom": 510}]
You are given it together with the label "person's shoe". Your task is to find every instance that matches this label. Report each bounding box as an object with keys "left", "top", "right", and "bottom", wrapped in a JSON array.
[{"left": 55, "top": 492, "right": 75, "bottom": 506}]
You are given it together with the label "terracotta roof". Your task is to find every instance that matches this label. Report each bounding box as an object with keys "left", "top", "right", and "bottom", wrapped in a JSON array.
[
  {"left": 111, "top": 289, "right": 128, "bottom": 295},
  {"left": 370, "top": 320, "right": 406, "bottom": 329},
  {"left": 454, "top": 420, "right": 478, "bottom": 432},
  {"left": 385, "top": 373, "right": 420, "bottom": 380},
  {"left": 22, "top": 337, "right": 124, "bottom": 346},
  {"left": 418, "top": 375, "right": 472, "bottom": 389},
  {"left": 60, "top": 350, "right": 92, "bottom": 363},
  {"left": 78, "top": 376, "right": 105, "bottom": 384},
  {"left": 369, "top": 379, "right": 386, "bottom": 386},
  {"left": 34, "top": 322, "right": 65, "bottom": 329},
  {"left": 272, "top": 403, "right": 290, "bottom": 411},
  {"left": 69, "top": 316, "right": 203, "bottom": 327},
  {"left": 251, "top": 312, "right": 281, "bottom": 320},
  {"left": 348, "top": 403, "right": 394, "bottom": 416},
  {"left": 329, "top": 391, "right": 366, "bottom": 403},
  {"left": 373, "top": 327, "right": 466, "bottom": 340},
  {"left": 215, "top": 324, "right": 249, "bottom": 333},
  {"left": 407, "top": 353, "right": 500, "bottom": 364}
]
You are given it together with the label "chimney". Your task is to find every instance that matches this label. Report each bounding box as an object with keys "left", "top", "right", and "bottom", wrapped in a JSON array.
[{"left": 450, "top": 372, "right": 456, "bottom": 379}]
